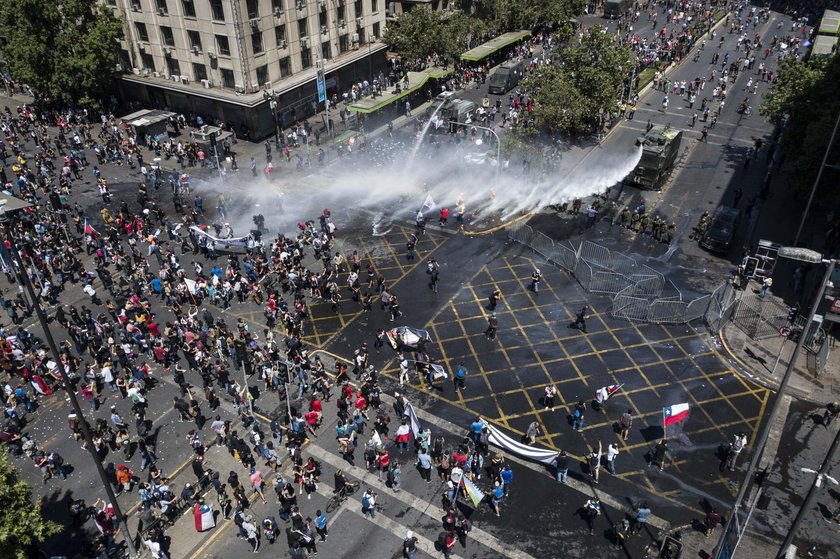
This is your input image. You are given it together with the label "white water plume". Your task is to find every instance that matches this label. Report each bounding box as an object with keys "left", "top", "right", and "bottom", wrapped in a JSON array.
[{"left": 194, "top": 139, "right": 643, "bottom": 236}]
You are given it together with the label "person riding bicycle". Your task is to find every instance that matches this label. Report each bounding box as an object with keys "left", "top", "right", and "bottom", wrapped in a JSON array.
[{"left": 333, "top": 470, "right": 355, "bottom": 496}]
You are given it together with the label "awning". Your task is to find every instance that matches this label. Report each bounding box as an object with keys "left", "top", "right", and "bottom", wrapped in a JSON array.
[
  {"left": 347, "top": 66, "right": 453, "bottom": 114},
  {"left": 460, "top": 30, "right": 531, "bottom": 62}
]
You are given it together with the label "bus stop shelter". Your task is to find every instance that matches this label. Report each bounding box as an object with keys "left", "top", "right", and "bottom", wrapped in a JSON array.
[
  {"left": 346, "top": 66, "right": 453, "bottom": 115},
  {"left": 460, "top": 30, "right": 531, "bottom": 62},
  {"left": 819, "top": 10, "right": 840, "bottom": 36}
]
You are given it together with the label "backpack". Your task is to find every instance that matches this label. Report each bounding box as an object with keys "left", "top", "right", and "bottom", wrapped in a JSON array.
[{"left": 361, "top": 494, "right": 371, "bottom": 509}]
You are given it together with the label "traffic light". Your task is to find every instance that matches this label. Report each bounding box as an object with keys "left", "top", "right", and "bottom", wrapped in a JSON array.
[
  {"left": 209, "top": 131, "right": 217, "bottom": 149},
  {"left": 787, "top": 304, "right": 800, "bottom": 324},
  {"left": 743, "top": 257, "right": 759, "bottom": 278}
]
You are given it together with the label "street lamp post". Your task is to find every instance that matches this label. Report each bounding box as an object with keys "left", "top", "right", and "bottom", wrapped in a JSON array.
[
  {"left": 714, "top": 246, "right": 836, "bottom": 559},
  {"left": 0, "top": 202, "right": 138, "bottom": 558},
  {"left": 777, "top": 427, "right": 840, "bottom": 558},
  {"left": 263, "top": 89, "right": 282, "bottom": 148}
]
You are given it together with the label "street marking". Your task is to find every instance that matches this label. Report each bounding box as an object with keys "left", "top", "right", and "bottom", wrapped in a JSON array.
[
  {"left": 307, "top": 444, "right": 536, "bottom": 559},
  {"left": 343, "top": 502, "right": 465, "bottom": 559},
  {"left": 760, "top": 393, "right": 791, "bottom": 471}
]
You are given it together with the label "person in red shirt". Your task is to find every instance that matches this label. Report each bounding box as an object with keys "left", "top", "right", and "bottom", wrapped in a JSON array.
[
  {"left": 443, "top": 531, "right": 456, "bottom": 559},
  {"left": 377, "top": 450, "right": 390, "bottom": 481},
  {"left": 354, "top": 392, "right": 367, "bottom": 411},
  {"left": 439, "top": 208, "right": 449, "bottom": 226}
]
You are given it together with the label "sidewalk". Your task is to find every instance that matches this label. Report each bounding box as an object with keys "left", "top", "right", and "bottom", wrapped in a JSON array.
[{"left": 720, "top": 310, "right": 840, "bottom": 405}]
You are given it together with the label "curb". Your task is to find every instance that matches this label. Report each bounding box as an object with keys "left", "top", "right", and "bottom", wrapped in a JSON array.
[{"left": 716, "top": 324, "right": 820, "bottom": 403}]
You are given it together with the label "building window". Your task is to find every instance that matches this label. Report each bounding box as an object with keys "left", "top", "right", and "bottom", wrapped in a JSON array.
[
  {"left": 182, "top": 0, "right": 196, "bottom": 17},
  {"left": 166, "top": 58, "right": 180, "bottom": 77},
  {"left": 193, "top": 63, "right": 208, "bottom": 81},
  {"left": 246, "top": 0, "right": 258, "bottom": 18},
  {"left": 279, "top": 56, "right": 291, "bottom": 77},
  {"left": 209, "top": 0, "right": 225, "bottom": 21},
  {"left": 256, "top": 64, "right": 269, "bottom": 85},
  {"left": 275, "top": 25, "right": 286, "bottom": 45},
  {"left": 135, "top": 22, "right": 149, "bottom": 42},
  {"left": 337, "top": 5, "right": 345, "bottom": 22},
  {"left": 216, "top": 35, "right": 231, "bottom": 56},
  {"left": 371, "top": 0, "right": 378, "bottom": 11},
  {"left": 321, "top": 41, "right": 331, "bottom": 59},
  {"left": 301, "top": 48, "right": 311, "bottom": 69},
  {"left": 187, "top": 30, "right": 202, "bottom": 50},
  {"left": 372, "top": 21, "right": 380, "bottom": 40},
  {"left": 319, "top": 11, "right": 327, "bottom": 28},
  {"left": 339, "top": 34, "right": 348, "bottom": 53},
  {"left": 251, "top": 31, "right": 263, "bottom": 53},
  {"left": 155, "top": 0, "right": 169, "bottom": 13},
  {"left": 354, "top": 0, "right": 361, "bottom": 17},
  {"left": 106, "top": 0, "right": 117, "bottom": 6},
  {"left": 298, "top": 18, "right": 308, "bottom": 37},
  {"left": 141, "top": 53, "right": 155, "bottom": 71},
  {"left": 160, "top": 26, "right": 175, "bottom": 47},
  {"left": 272, "top": 0, "right": 284, "bottom": 11},
  {"left": 220, "top": 68, "right": 235, "bottom": 88}
]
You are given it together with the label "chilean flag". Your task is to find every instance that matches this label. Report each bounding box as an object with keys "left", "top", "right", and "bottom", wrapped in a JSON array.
[
  {"left": 84, "top": 219, "right": 98, "bottom": 240},
  {"left": 193, "top": 503, "right": 215, "bottom": 532},
  {"left": 663, "top": 403, "right": 690, "bottom": 426}
]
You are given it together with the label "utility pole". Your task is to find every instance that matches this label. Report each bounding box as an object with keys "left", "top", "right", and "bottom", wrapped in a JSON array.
[
  {"left": 776, "top": 425, "right": 840, "bottom": 558},
  {"left": 0, "top": 203, "right": 138, "bottom": 558}
]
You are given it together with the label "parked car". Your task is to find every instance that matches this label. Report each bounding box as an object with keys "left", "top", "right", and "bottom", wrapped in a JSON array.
[{"left": 700, "top": 206, "right": 741, "bottom": 253}]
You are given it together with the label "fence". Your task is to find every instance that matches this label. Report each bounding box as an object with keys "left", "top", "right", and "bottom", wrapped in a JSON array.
[
  {"left": 731, "top": 293, "right": 801, "bottom": 341},
  {"left": 508, "top": 222, "right": 720, "bottom": 325}
]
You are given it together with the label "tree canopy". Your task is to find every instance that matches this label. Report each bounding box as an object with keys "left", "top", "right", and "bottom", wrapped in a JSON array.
[
  {"left": 0, "top": 449, "right": 62, "bottom": 558},
  {"left": 515, "top": 25, "right": 631, "bottom": 137},
  {"left": 760, "top": 53, "right": 840, "bottom": 195},
  {"left": 384, "top": 0, "right": 583, "bottom": 63},
  {"left": 0, "top": 0, "right": 123, "bottom": 105}
]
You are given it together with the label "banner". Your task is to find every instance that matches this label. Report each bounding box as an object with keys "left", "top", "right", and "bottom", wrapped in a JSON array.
[
  {"left": 189, "top": 226, "right": 250, "bottom": 253},
  {"left": 423, "top": 194, "right": 436, "bottom": 210},
  {"left": 486, "top": 424, "right": 558, "bottom": 465}
]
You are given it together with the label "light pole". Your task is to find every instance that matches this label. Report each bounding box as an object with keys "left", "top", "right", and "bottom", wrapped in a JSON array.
[
  {"left": 263, "top": 89, "right": 282, "bottom": 147},
  {"left": 714, "top": 246, "right": 836, "bottom": 559},
  {"left": 368, "top": 34, "right": 375, "bottom": 83},
  {"left": 794, "top": 111, "right": 840, "bottom": 247},
  {"left": 0, "top": 201, "right": 139, "bottom": 558},
  {"left": 450, "top": 121, "right": 502, "bottom": 177},
  {"left": 778, "top": 432, "right": 840, "bottom": 559}
]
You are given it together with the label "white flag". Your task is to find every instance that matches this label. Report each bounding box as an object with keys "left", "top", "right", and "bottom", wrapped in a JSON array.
[
  {"left": 423, "top": 194, "right": 436, "bottom": 210},
  {"left": 184, "top": 278, "right": 198, "bottom": 295}
]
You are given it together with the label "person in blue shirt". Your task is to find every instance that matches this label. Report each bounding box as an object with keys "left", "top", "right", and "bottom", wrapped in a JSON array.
[
  {"left": 469, "top": 417, "right": 485, "bottom": 445},
  {"left": 314, "top": 509, "right": 328, "bottom": 540},
  {"left": 490, "top": 481, "right": 504, "bottom": 517},
  {"left": 454, "top": 364, "right": 467, "bottom": 392},
  {"left": 500, "top": 465, "right": 513, "bottom": 495}
]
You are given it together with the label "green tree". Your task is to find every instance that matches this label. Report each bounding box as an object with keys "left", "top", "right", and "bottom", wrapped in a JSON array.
[
  {"left": 760, "top": 53, "right": 840, "bottom": 194},
  {"left": 516, "top": 25, "right": 630, "bottom": 136},
  {"left": 0, "top": 449, "right": 62, "bottom": 558},
  {"left": 0, "top": 0, "right": 123, "bottom": 105},
  {"left": 382, "top": 6, "right": 447, "bottom": 62}
]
